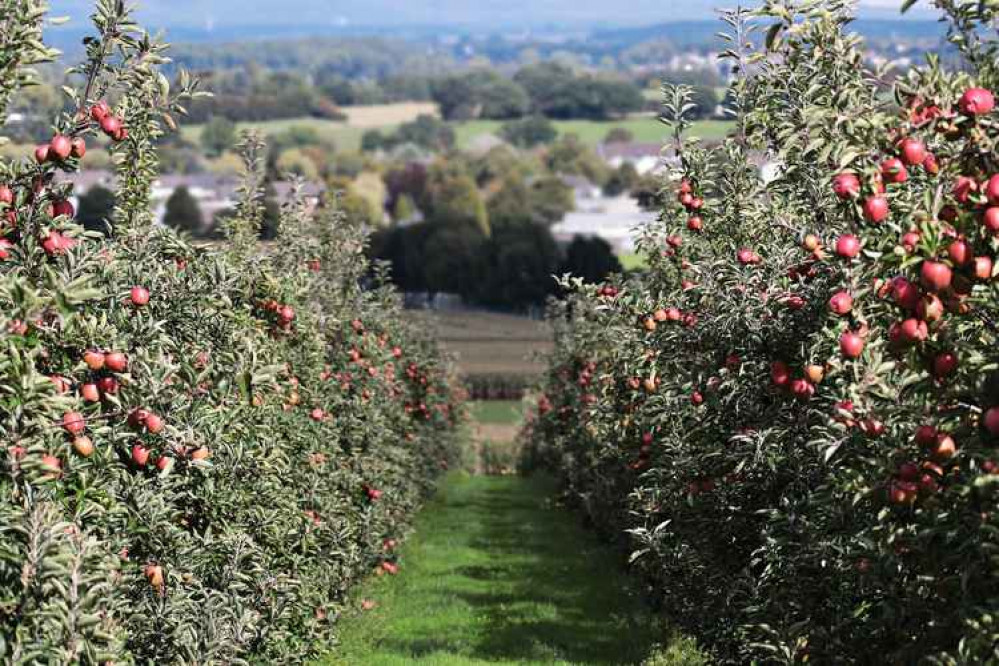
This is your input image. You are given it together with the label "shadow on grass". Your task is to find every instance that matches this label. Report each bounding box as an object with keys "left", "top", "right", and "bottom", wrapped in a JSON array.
[{"left": 325, "top": 473, "right": 685, "bottom": 666}]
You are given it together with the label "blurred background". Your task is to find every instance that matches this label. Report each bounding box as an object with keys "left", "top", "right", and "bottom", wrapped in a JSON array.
[{"left": 11, "top": 0, "right": 945, "bottom": 412}]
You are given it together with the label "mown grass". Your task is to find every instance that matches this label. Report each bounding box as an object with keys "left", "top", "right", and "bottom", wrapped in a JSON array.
[
  {"left": 454, "top": 117, "right": 733, "bottom": 148},
  {"left": 619, "top": 251, "right": 649, "bottom": 271},
  {"left": 469, "top": 400, "right": 523, "bottom": 426},
  {"left": 320, "top": 473, "right": 705, "bottom": 666}
]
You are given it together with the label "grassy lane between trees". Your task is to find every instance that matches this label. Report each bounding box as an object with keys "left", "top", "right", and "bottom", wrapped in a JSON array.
[{"left": 320, "top": 472, "right": 706, "bottom": 666}]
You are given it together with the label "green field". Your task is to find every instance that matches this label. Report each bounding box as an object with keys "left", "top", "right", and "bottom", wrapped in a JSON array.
[
  {"left": 322, "top": 473, "right": 704, "bottom": 665},
  {"left": 454, "top": 117, "right": 733, "bottom": 148},
  {"left": 180, "top": 102, "right": 733, "bottom": 154},
  {"left": 469, "top": 400, "right": 523, "bottom": 426},
  {"left": 181, "top": 117, "right": 373, "bottom": 152}
]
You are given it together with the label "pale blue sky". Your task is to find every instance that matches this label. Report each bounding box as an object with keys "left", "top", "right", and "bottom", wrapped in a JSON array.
[{"left": 47, "top": 0, "right": 936, "bottom": 30}]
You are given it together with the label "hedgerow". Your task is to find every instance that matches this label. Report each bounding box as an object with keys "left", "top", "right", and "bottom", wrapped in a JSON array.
[
  {"left": 526, "top": 2, "right": 999, "bottom": 662},
  {"left": 0, "top": 2, "right": 460, "bottom": 663}
]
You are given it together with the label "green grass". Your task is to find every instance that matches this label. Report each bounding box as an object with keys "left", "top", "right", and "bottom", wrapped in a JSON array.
[
  {"left": 619, "top": 252, "right": 649, "bottom": 271},
  {"left": 454, "top": 118, "right": 733, "bottom": 149},
  {"left": 469, "top": 400, "right": 523, "bottom": 426},
  {"left": 321, "top": 473, "right": 702, "bottom": 666},
  {"left": 181, "top": 117, "right": 373, "bottom": 152}
]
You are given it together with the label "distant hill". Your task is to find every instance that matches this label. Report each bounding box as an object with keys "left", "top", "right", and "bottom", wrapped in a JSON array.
[{"left": 45, "top": 0, "right": 940, "bottom": 38}]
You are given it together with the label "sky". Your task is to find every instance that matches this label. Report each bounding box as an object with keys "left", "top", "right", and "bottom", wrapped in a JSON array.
[{"left": 47, "top": 0, "right": 937, "bottom": 32}]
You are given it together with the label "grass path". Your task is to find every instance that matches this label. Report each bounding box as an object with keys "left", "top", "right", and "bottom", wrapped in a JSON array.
[{"left": 321, "top": 473, "right": 701, "bottom": 665}]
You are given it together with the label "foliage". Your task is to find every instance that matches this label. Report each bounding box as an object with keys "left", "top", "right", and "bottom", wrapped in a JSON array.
[
  {"left": 514, "top": 62, "right": 644, "bottom": 120},
  {"left": 162, "top": 185, "right": 204, "bottom": 236},
  {"left": 499, "top": 115, "right": 558, "bottom": 148},
  {"left": 0, "top": 2, "right": 460, "bottom": 663},
  {"left": 526, "top": 2, "right": 999, "bottom": 663},
  {"left": 432, "top": 69, "right": 531, "bottom": 121},
  {"left": 76, "top": 184, "right": 115, "bottom": 235},
  {"left": 199, "top": 115, "right": 237, "bottom": 157},
  {"left": 559, "top": 236, "right": 622, "bottom": 284}
]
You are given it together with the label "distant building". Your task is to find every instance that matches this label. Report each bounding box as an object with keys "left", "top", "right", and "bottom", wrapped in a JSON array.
[
  {"left": 595, "top": 142, "right": 668, "bottom": 174},
  {"left": 552, "top": 191, "right": 654, "bottom": 254},
  {"left": 57, "top": 170, "right": 324, "bottom": 231}
]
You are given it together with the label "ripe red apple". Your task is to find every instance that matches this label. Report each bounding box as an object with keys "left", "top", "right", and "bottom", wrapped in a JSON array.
[
  {"left": 832, "top": 172, "right": 860, "bottom": 199},
  {"left": 920, "top": 260, "right": 953, "bottom": 292},
  {"left": 953, "top": 176, "right": 978, "bottom": 205},
  {"left": 915, "top": 424, "right": 938, "bottom": 447},
  {"left": 898, "top": 138, "right": 927, "bottom": 167},
  {"left": 984, "top": 207, "right": 999, "bottom": 232},
  {"left": 932, "top": 352, "right": 958, "bottom": 378},
  {"left": 917, "top": 294, "right": 944, "bottom": 322},
  {"left": 144, "top": 413, "right": 164, "bottom": 434},
  {"left": 104, "top": 352, "right": 128, "bottom": 373},
  {"left": 891, "top": 277, "right": 920, "bottom": 311},
  {"left": 83, "top": 350, "right": 106, "bottom": 371},
  {"left": 80, "top": 383, "right": 100, "bottom": 403},
  {"left": 804, "top": 364, "right": 825, "bottom": 384},
  {"left": 922, "top": 153, "right": 939, "bottom": 174},
  {"left": 72, "top": 436, "right": 94, "bottom": 457},
  {"left": 898, "top": 318, "right": 929, "bottom": 344},
  {"left": 62, "top": 411, "right": 86, "bottom": 435},
  {"left": 835, "top": 234, "right": 861, "bottom": 259},
  {"left": 790, "top": 378, "right": 814, "bottom": 400},
  {"left": 959, "top": 87, "right": 995, "bottom": 115},
  {"left": 828, "top": 291, "right": 853, "bottom": 316},
  {"left": 932, "top": 433, "right": 957, "bottom": 461},
  {"left": 310, "top": 408, "right": 325, "bottom": 421},
  {"left": 97, "top": 376, "right": 119, "bottom": 395},
  {"left": 34, "top": 145, "right": 50, "bottom": 164},
  {"left": 771, "top": 361, "right": 791, "bottom": 387},
  {"left": 687, "top": 216, "right": 703, "bottom": 232},
  {"left": 53, "top": 199, "right": 74, "bottom": 218},
  {"left": 948, "top": 239, "right": 971, "bottom": 266},
  {"left": 70, "top": 137, "right": 86, "bottom": 159},
  {"left": 984, "top": 407, "right": 999, "bottom": 436},
  {"left": 100, "top": 115, "right": 121, "bottom": 136},
  {"left": 90, "top": 101, "right": 110, "bottom": 121},
  {"left": 898, "top": 461, "right": 920, "bottom": 482},
  {"left": 0, "top": 185, "right": 12, "bottom": 204},
  {"left": 840, "top": 331, "right": 864, "bottom": 359},
  {"left": 131, "top": 444, "right": 151, "bottom": 466},
  {"left": 130, "top": 286, "right": 149, "bottom": 306},
  {"left": 144, "top": 563, "right": 164, "bottom": 589},
  {"left": 49, "top": 135, "right": 72, "bottom": 161},
  {"left": 40, "top": 454, "right": 62, "bottom": 476},
  {"left": 863, "top": 196, "right": 889, "bottom": 223},
  {"left": 880, "top": 158, "right": 908, "bottom": 184},
  {"left": 973, "top": 256, "right": 994, "bottom": 280}
]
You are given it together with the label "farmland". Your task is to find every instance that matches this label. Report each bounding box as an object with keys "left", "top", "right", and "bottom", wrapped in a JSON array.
[
  {"left": 180, "top": 103, "right": 734, "bottom": 152},
  {"left": 416, "top": 309, "right": 552, "bottom": 378}
]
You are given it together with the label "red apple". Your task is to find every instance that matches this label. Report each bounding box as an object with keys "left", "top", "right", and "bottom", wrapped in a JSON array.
[
  {"left": 829, "top": 291, "right": 853, "bottom": 315},
  {"left": 72, "top": 436, "right": 94, "bottom": 457},
  {"left": 835, "top": 234, "right": 861, "bottom": 258},
  {"left": 921, "top": 260, "right": 953, "bottom": 292},
  {"left": 80, "top": 383, "right": 100, "bottom": 403},
  {"left": 984, "top": 407, "right": 999, "bottom": 436},
  {"left": 881, "top": 158, "right": 908, "bottom": 184},
  {"left": 131, "top": 444, "right": 150, "bottom": 466},
  {"left": 130, "top": 286, "right": 149, "bottom": 306},
  {"left": 932, "top": 352, "right": 958, "bottom": 378},
  {"left": 959, "top": 87, "right": 995, "bottom": 115},
  {"left": 898, "top": 138, "right": 927, "bottom": 167},
  {"left": 48, "top": 135, "right": 72, "bottom": 161},
  {"left": 973, "top": 256, "right": 994, "bottom": 280},
  {"left": 104, "top": 352, "right": 128, "bottom": 373},
  {"left": 863, "top": 196, "right": 889, "bottom": 223},
  {"left": 948, "top": 240, "right": 971, "bottom": 266},
  {"left": 83, "top": 350, "right": 106, "bottom": 371},
  {"left": 840, "top": 331, "right": 864, "bottom": 359},
  {"left": 832, "top": 172, "right": 860, "bottom": 199},
  {"left": 62, "top": 411, "right": 86, "bottom": 435}
]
